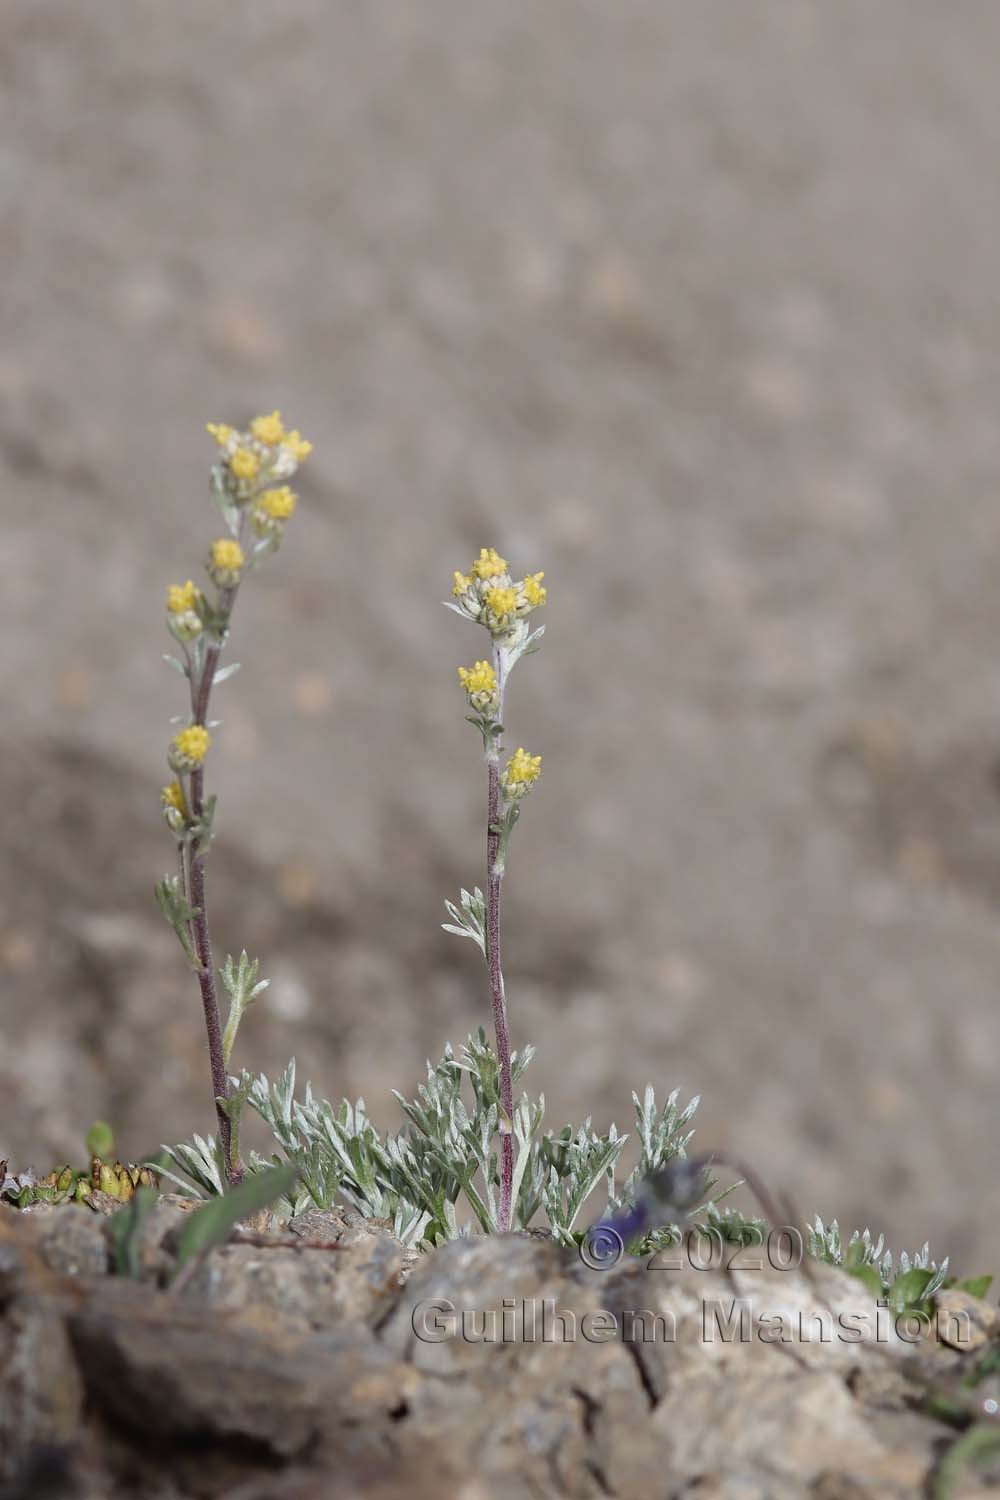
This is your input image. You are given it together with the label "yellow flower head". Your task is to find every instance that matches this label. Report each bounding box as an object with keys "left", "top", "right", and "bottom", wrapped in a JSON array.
[
  {"left": 502, "top": 746, "right": 542, "bottom": 800},
  {"left": 169, "top": 725, "right": 211, "bottom": 771},
  {"left": 229, "top": 447, "right": 260, "bottom": 482},
  {"left": 484, "top": 584, "right": 517, "bottom": 626},
  {"left": 206, "top": 422, "right": 236, "bottom": 447},
  {"left": 284, "top": 429, "right": 313, "bottom": 461},
  {"left": 457, "top": 660, "right": 497, "bottom": 697},
  {"left": 250, "top": 410, "right": 286, "bottom": 446},
  {"left": 259, "top": 486, "right": 297, "bottom": 520},
  {"left": 471, "top": 547, "right": 509, "bottom": 580},
  {"left": 208, "top": 537, "right": 246, "bottom": 587},
  {"left": 161, "top": 780, "right": 186, "bottom": 816},
  {"left": 166, "top": 580, "right": 200, "bottom": 615},
  {"left": 520, "top": 571, "right": 546, "bottom": 609},
  {"left": 210, "top": 539, "right": 245, "bottom": 572},
  {"left": 452, "top": 571, "right": 473, "bottom": 597},
  {"left": 458, "top": 657, "right": 500, "bottom": 714}
]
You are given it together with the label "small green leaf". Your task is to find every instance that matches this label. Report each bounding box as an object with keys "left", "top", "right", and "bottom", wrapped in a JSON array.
[
  {"left": 888, "top": 1266, "right": 934, "bottom": 1315},
  {"left": 934, "top": 1424, "right": 1000, "bottom": 1500},
  {"left": 172, "top": 1163, "right": 299, "bottom": 1273},
  {"left": 86, "top": 1121, "right": 115, "bottom": 1159},
  {"left": 843, "top": 1238, "right": 868, "bottom": 1271},
  {"left": 846, "top": 1263, "right": 883, "bottom": 1300},
  {"left": 106, "top": 1186, "right": 160, "bottom": 1279},
  {"left": 957, "top": 1274, "right": 993, "bottom": 1300}
]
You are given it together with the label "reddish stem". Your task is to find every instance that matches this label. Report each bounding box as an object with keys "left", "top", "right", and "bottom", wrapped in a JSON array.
[
  {"left": 187, "top": 586, "right": 243, "bottom": 1185},
  {"left": 486, "top": 647, "right": 514, "bottom": 1232}
]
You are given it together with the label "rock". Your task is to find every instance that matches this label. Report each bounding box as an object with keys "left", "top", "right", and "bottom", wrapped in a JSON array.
[
  {"left": 0, "top": 1207, "right": 986, "bottom": 1498},
  {"left": 2, "top": 1202, "right": 110, "bottom": 1278},
  {"left": 935, "top": 1288, "right": 998, "bottom": 1352},
  {"left": 66, "top": 1276, "right": 416, "bottom": 1461},
  {"left": 0, "top": 1243, "right": 85, "bottom": 1487},
  {"left": 175, "top": 1216, "right": 411, "bottom": 1331},
  {"left": 124, "top": 1191, "right": 199, "bottom": 1282}
]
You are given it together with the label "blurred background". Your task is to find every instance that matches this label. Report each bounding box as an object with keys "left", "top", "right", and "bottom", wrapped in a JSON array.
[{"left": 3, "top": 1, "right": 1000, "bottom": 1271}]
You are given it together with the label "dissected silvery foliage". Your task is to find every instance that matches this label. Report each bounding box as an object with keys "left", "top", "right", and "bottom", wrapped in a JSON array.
[
  {"left": 807, "top": 1215, "right": 950, "bottom": 1296},
  {"left": 161, "top": 1032, "right": 702, "bottom": 1249}
]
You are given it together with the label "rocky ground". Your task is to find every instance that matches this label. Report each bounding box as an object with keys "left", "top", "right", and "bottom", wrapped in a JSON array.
[
  {"left": 2, "top": 1198, "right": 999, "bottom": 1499},
  {"left": 4, "top": 1, "right": 1000, "bottom": 1287}
]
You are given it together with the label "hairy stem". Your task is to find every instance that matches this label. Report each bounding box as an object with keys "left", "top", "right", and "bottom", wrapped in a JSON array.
[
  {"left": 187, "top": 584, "right": 243, "bottom": 1185},
  {"left": 486, "top": 643, "right": 514, "bottom": 1231}
]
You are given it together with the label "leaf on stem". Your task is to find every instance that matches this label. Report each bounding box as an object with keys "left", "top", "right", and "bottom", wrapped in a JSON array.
[
  {"left": 171, "top": 1162, "right": 300, "bottom": 1277},
  {"left": 154, "top": 875, "right": 201, "bottom": 968}
]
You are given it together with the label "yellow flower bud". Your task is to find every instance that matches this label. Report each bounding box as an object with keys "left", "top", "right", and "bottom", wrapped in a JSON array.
[
  {"left": 161, "top": 780, "right": 188, "bottom": 834},
  {"left": 208, "top": 537, "right": 246, "bottom": 587},
  {"left": 471, "top": 547, "right": 509, "bottom": 580},
  {"left": 250, "top": 410, "right": 286, "bottom": 445},
  {"left": 169, "top": 725, "right": 211, "bottom": 772},
  {"left": 166, "top": 580, "right": 204, "bottom": 641},
  {"left": 502, "top": 746, "right": 542, "bottom": 800},
  {"left": 161, "top": 780, "right": 186, "bottom": 814},
  {"left": 484, "top": 584, "right": 518, "bottom": 632},
  {"left": 167, "top": 580, "right": 200, "bottom": 615},
  {"left": 229, "top": 447, "right": 260, "bottom": 482},
  {"left": 519, "top": 572, "right": 546, "bottom": 611},
  {"left": 458, "top": 660, "right": 499, "bottom": 713},
  {"left": 259, "top": 486, "right": 297, "bottom": 519}
]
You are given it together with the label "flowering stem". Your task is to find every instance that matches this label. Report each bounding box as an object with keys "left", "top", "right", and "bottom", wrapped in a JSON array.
[
  {"left": 486, "top": 644, "right": 514, "bottom": 1232},
  {"left": 188, "top": 587, "right": 243, "bottom": 1186}
]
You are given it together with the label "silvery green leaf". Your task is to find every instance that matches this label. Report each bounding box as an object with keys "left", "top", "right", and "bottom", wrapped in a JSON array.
[
  {"left": 160, "top": 1134, "right": 225, "bottom": 1197},
  {"left": 155, "top": 875, "right": 200, "bottom": 968},
  {"left": 145, "top": 1161, "right": 205, "bottom": 1199},
  {"left": 212, "top": 662, "right": 241, "bottom": 686},
  {"left": 442, "top": 888, "right": 487, "bottom": 957},
  {"left": 162, "top": 654, "right": 189, "bottom": 676}
]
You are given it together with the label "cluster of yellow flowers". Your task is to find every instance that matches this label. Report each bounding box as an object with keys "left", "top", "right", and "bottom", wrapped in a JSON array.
[
  {"left": 206, "top": 410, "right": 312, "bottom": 497},
  {"left": 451, "top": 548, "right": 546, "bottom": 637},
  {"left": 162, "top": 728, "right": 211, "bottom": 830},
  {"left": 161, "top": 413, "right": 312, "bottom": 829},
  {"left": 206, "top": 410, "right": 309, "bottom": 549},
  {"left": 501, "top": 746, "right": 542, "bottom": 801}
]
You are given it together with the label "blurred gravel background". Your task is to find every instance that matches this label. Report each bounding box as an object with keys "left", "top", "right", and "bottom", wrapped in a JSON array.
[{"left": 3, "top": 1, "right": 1000, "bottom": 1271}]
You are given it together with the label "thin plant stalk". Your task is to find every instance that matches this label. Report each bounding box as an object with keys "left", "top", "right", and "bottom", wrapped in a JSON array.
[
  {"left": 162, "top": 413, "right": 311, "bottom": 1191},
  {"left": 485, "top": 643, "right": 514, "bottom": 1231},
  {"left": 184, "top": 581, "right": 241, "bottom": 1184}
]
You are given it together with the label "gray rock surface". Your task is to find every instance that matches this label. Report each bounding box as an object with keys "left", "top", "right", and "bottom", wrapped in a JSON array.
[
  {"left": 2, "top": 1208, "right": 999, "bottom": 1497},
  {"left": 4, "top": 1, "right": 1000, "bottom": 1281}
]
